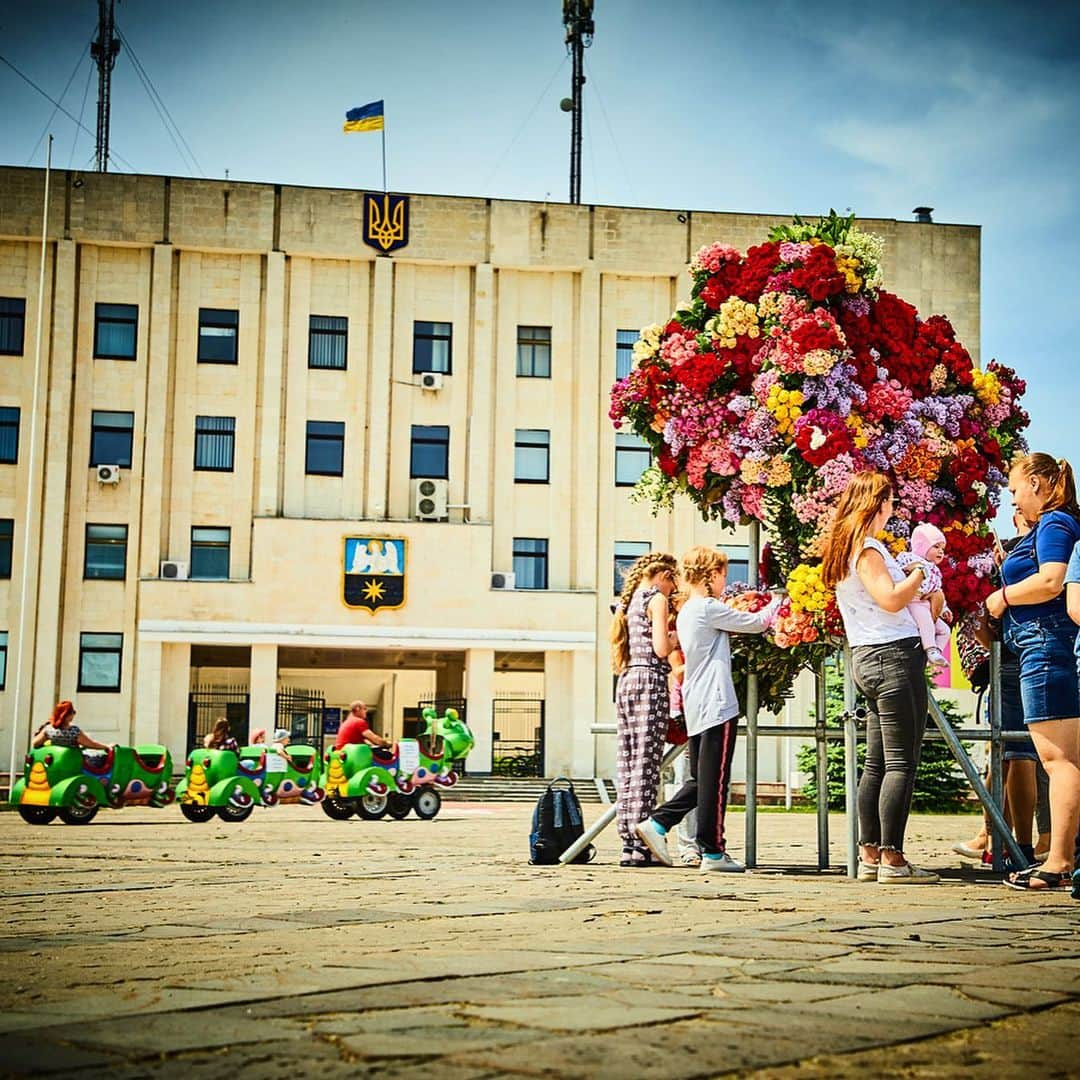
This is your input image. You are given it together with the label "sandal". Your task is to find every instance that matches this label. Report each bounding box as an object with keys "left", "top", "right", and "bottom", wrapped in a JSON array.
[{"left": 1004, "top": 867, "right": 1071, "bottom": 891}]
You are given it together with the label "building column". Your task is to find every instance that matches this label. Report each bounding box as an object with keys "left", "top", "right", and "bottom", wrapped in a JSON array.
[
  {"left": 544, "top": 649, "right": 596, "bottom": 778},
  {"left": 255, "top": 249, "right": 286, "bottom": 516},
  {"left": 249, "top": 643, "right": 279, "bottom": 740},
  {"left": 463, "top": 648, "right": 494, "bottom": 773},
  {"left": 364, "top": 257, "right": 394, "bottom": 519},
  {"left": 133, "top": 639, "right": 190, "bottom": 763}
]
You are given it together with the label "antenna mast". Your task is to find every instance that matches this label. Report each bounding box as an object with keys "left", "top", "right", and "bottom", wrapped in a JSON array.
[
  {"left": 561, "top": 1, "right": 594, "bottom": 204},
  {"left": 91, "top": 0, "right": 121, "bottom": 171}
]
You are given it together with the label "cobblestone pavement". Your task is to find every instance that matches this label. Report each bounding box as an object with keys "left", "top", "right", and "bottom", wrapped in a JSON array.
[{"left": 1, "top": 803, "right": 1078, "bottom": 1079}]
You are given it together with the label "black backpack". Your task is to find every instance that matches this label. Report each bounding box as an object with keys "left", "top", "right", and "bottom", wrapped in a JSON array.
[{"left": 529, "top": 777, "right": 596, "bottom": 865}]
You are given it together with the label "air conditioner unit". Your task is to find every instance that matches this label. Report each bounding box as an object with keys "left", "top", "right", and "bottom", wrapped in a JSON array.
[
  {"left": 96, "top": 464, "right": 121, "bottom": 485},
  {"left": 412, "top": 478, "right": 448, "bottom": 520},
  {"left": 159, "top": 560, "right": 189, "bottom": 580},
  {"left": 491, "top": 571, "right": 516, "bottom": 590},
  {"left": 419, "top": 371, "right": 444, "bottom": 391}
]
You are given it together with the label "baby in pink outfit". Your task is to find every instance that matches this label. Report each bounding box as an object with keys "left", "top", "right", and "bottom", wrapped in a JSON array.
[{"left": 896, "top": 523, "right": 951, "bottom": 671}]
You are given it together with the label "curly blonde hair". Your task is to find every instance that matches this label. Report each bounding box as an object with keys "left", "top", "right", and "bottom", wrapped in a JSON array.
[
  {"left": 609, "top": 552, "right": 677, "bottom": 674},
  {"left": 680, "top": 545, "right": 728, "bottom": 595}
]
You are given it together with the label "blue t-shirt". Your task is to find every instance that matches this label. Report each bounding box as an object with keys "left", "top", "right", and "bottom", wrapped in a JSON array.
[
  {"left": 1001, "top": 510, "right": 1080, "bottom": 624},
  {"left": 1066, "top": 542, "right": 1080, "bottom": 658}
]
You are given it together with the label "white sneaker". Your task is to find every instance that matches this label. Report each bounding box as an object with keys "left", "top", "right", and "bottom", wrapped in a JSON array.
[
  {"left": 926, "top": 647, "right": 948, "bottom": 671},
  {"left": 634, "top": 818, "right": 673, "bottom": 867},
  {"left": 700, "top": 852, "right": 745, "bottom": 873},
  {"left": 877, "top": 861, "right": 939, "bottom": 884}
]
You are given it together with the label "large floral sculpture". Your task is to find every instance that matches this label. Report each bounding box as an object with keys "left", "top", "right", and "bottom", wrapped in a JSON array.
[{"left": 610, "top": 211, "right": 1029, "bottom": 710}]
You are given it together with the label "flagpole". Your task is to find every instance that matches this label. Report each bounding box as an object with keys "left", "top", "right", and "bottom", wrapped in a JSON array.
[
  {"left": 7, "top": 135, "right": 51, "bottom": 795},
  {"left": 381, "top": 116, "right": 387, "bottom": 192}
]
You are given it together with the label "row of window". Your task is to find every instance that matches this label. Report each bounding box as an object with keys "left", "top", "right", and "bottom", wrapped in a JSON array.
[
  {"left": 612, "top": 543, "right": 751, "bottom": 594},
  {"left": 0, "top": 520, "right": 230, "bottom": 582},
  {"left": 82, "top": 411, "right": 653, "bottom": 485},
  {"left": 0, "top": 629, "right": 116, "bottom": 693},
  {"left": 1, "top": 297, "right": 643, "bottom": 378}
]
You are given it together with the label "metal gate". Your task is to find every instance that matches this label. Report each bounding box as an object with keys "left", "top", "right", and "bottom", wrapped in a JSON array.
[
  {"left": 275, "top": 686, "right": 327, "bottom": 754},
  {"left": 492, "top": 694, "right": 545, "bottom": 777},
  {"left": 187, "top": 685, "right": 250, "bottom": 751},
  {"left": 417, "top": 696, "right": 468, "bottom": 773}
]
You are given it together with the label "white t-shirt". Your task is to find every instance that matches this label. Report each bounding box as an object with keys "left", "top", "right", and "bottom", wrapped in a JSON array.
[
  {"left": 835, "top": 537, "right": 920, "bottom": 647},
  {"left": 676, "top": 594, "right": 779, "bottom": 737}
]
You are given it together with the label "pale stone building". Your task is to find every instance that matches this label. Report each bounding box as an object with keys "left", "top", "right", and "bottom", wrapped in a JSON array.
[{"left": 0, "top": 166, "right": 980, "bottom": 780}]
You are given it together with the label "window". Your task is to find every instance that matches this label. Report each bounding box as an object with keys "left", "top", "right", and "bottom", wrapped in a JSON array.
[
  {"left": 616, "top": 329, "right": 638, "bottom": 380},
  {"left": 613, "top": 540, "right": 650, "bottom": 595},
  {"left": 0, "top": 631, "right": 7, "bottom": 690},
  {"left": 191, "top": 526, "right": 231, "bottom": 580},
  {"left": 0, "top": 298, "right": 25, "bottom": 355},
  {"left": 90, "top": 411, "right": 134, "bottom": 467},
  {"left": 194, "top": 415, "right": 235, "bottom": 472},
  {"left": 309, "top": 315, "right": 347, "bottom": 370},
  {"left": 718, "top": 544, "right": 751, "bottom": 585},
  {"left": 198, "top": 308, "right": 238, "bottom": 363},
  {"left": 306, "top": 421, "right": 345, "bottom": 476},
  {"left": 413, "top": 321, "right": 452, "bottom": 375},
  {"left": 513, "top": 538, "right": 548, "bottom": 590},
  {"left": 514, "top": 429, "right": 550, "bottom": 484},
  {"left": 410, "top": 425, "right": 449, "bottom": 479},
  {"left": 94, "top": 303, "right": 138, "bottom": 360},
  {"left": 516, "top": 325, "right": 551, "bottom": 378},
  {"left": 0, "top": 406, "right": 19, "bottom": 464},
  {"left": 0, "top": 518, "right": 12, "bottom": 578},
  {"left": 78, "top": 632, "right": 123, "bottom": 692},
  {"left": 615, "top": 432, "right": 651, "bottom": 486},
  {"left": 84, "top": 524, "right": 127, "bottom": 580}
]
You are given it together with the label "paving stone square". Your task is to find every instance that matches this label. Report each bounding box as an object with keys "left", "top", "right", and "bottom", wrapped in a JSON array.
[{"left": 1, "top": 802, "right": 1078, "bottom": 1078}]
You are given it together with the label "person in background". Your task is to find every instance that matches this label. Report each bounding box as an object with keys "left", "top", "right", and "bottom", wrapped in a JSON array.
[
  {"left": 986, "top": 453, "right": 1080, "bottom": 891},
  {"left": 821, "top": 470, "right": 939, "bottom": 884},
  {"left": 31, "top": 700, "right": 113, "bottom": 752},
  {"left": 635, "top": 547, "right": 779, "bottom": 873},
  {"left": 610, "top": 552, "right": 679, "bottom": 867},
  {"left": 334, "top": 700, "right": 392, "bottom": 751},
  {"left": 203, "top": 717, "right": 239, "bottom": 752}
]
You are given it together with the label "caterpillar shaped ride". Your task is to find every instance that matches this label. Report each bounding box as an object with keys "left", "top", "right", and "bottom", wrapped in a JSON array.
[{"left": 321, "top": 707, "right": 474, "bottom": 821}]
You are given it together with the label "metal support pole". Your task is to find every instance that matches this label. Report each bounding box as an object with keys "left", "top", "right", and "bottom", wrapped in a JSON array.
[
  {"left": 558, "top": 741, "right": 686, "bottom": 864},
  {"left": 814, "top": 661, "right": 830, "bottom": 870},
  {"left": 927, "top": 694, "right": 1027, "bottom": 869},
  {"left": 744, "top": 521, "right": 761, "bottom": 868},
  {"left": 988, "top": 642, "right": 1006, "bottom": 873},
  {"left": 842, "top": 645, "right": 859, "bottom": 878}
]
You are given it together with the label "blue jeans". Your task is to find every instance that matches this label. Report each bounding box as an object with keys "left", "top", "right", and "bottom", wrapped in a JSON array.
[
  {"left": 851, "top": 637, "right": 928, "bottom": 852},
  {"left": 1004, "top": 611, "right": 1080, "bottom": 724}
]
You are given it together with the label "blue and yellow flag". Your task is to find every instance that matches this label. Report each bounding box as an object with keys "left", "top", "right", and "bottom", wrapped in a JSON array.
[{"left": 344, "top": 100, "right": 384, "bottom": 133}]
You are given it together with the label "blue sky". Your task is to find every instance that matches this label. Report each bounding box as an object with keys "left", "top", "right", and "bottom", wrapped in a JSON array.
[{"left": 2, "top": 0, "right": 1077, "bottom": 483}]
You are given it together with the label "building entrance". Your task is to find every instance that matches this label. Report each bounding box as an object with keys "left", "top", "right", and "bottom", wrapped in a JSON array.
[
  {"left": 492, "top": 694, "right": 545, "bottom": 777},
  {"left": 275, "top": 686, "right": 327, "bottom": 754}
]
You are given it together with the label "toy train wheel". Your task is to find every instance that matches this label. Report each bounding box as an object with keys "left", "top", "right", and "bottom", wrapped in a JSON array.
[
  {"left": 413, "top": 789, "right": 441, "bottom": 820},
  {"left": 217, "top": 803, "right": 255, "bottom": 823},
  {"left": 386, "top": 793, "right": 412, "bottom": 819},
  {"left": 17, "top": 805, "right": 58, "bottom": 825},
  {"left": 58, "top": 804, "right": 100, "bottom": 826},
  {"left": 321, "top": 797, "right": 356, "bottom": 820},
  {"left": 356, "top": 793, "right": 388, "bottom": 820},
  {"left": 180, "top": 803, "right": 215, "bottom": 823}
]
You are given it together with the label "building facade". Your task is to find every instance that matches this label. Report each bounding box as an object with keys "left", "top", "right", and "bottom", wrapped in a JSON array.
[{"left": 0, "top": 167, "right": 980, "bottom": 779}]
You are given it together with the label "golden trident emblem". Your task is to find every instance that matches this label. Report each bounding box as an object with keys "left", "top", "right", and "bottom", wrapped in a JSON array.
[{"left": 367, "top": 194, "right": 406, "bottom": 251}]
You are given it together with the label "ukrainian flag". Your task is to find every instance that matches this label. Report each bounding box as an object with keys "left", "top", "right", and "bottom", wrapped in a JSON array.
[{"left": 344, "top": 100, "right": 384, "bottom": 133}]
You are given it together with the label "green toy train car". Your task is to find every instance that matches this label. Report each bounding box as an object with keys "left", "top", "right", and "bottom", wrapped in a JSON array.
[
  {"left": 10, "top": 744, "right": 173, "bottom": 825},
  {"left": 175, "top": 744, "right": 324, "bottom": 823},
  {"left": 321, "top": 706, "right": 474, "bottom": 821}
]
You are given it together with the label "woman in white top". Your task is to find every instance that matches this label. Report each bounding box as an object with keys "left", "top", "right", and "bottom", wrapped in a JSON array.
[
  {"left": 821, "top": 470, "right": 938, "bottom": 884},
  {"left": 634, "top": 547, "right": 779, "bottom": 872}
]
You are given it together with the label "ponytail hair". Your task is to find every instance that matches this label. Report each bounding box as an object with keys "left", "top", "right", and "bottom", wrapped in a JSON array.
[
  {"left": 1011, "top": 453, "right": 1080, "bottom": 520},
  {"left": 49, "top": 700, "right": 75, "bottom": 727},
  {"left": 680, "top": 545, "right": 728, "bottom": 595},
  {"left": 821, "top": 470, "right": 893, "bottom": 589},
  {"left": 609, "top": 552, "right": 678, "bottom": 674}
]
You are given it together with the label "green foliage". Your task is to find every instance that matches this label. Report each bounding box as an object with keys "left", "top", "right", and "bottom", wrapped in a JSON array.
[
  {"left": 796, "top": 659, "right": 973, "bottom": 813},
  {"left": 769, "top": 208, "right": 856, "bottom": 247}
]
